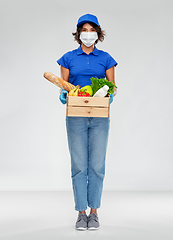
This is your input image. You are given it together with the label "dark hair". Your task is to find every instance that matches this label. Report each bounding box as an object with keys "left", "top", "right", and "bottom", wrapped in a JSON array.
[{"left": 72, "top": 22, "right": 105, "bottom": 45}]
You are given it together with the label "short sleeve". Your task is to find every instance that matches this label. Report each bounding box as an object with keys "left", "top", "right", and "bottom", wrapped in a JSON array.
[
  {"left": 56, "top": 52, "right": 70, "bottom": 69},
  {"left": 106, "top": 53, "right": 118, "bottom": 70}
]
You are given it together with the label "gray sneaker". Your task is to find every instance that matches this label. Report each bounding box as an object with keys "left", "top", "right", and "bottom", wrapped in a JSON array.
[
  {"left": 87, "top": 213, "right": 100, "bottom": 230},
  {"left": 75, "top": 213, "right": 88, "bottom": 231}
]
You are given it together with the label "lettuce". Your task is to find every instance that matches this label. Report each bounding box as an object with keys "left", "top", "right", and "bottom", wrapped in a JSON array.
[{"left": 90, "top": 77, "right": 117, "bottom": 95}]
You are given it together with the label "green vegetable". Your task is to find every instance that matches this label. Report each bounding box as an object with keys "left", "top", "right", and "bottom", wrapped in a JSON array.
[{"left": 90, "top": 77, "right": 117, "bottom": 95}]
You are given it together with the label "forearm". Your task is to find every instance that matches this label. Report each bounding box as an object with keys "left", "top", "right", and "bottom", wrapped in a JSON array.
[{"left": 106, "top": 67, "right": 117, "bottom": 94}]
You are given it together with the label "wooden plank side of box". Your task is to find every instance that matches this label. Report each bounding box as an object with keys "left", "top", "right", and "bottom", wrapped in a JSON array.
[
  {"left": 68, "top": 96, "right": 110, "bottom": 107},
  {"left": 67, "top": 106, "right": 109, "bottom": 118}
]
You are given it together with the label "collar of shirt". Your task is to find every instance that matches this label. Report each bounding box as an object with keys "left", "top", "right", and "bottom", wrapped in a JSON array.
[{"left": 77, "top": 45, "right": 99, "bottom": 56}]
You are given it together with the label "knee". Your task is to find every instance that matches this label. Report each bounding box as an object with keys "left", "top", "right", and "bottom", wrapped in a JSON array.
[
  {"left": 71, "top": 166, "right": 87, "bottom": 179},
  {"left": 90, "top": 163, "right": 105, "bottom": 180}
]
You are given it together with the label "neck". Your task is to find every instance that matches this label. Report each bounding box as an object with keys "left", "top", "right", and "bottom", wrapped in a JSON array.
[{"left": 81, "top": 44, "right": 95, "bottom": 55}]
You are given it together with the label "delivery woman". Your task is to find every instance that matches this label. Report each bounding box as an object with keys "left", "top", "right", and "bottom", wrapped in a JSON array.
[{"left": 57, "top": 13, "right": 118, "bottom": 231}]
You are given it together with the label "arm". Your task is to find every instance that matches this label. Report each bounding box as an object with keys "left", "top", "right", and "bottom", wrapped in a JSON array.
[
  {"left": 60, "top": 66, "right": 69, "bottom": 82},
  {"left": 59, "top": 66, "right": 70, "bottom": 104},
  {"left": 106, "top": 66, "right": 117, "bottom": 95}
]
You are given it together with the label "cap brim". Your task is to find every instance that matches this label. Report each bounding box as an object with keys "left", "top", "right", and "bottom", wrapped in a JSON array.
[{"left": 77, "top": 20, "right": 100, "bottom": 28}]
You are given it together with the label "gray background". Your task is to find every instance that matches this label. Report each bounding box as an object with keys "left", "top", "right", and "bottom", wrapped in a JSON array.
[{"left": 0, "top": 0, "right": 173, "bottom": 190}]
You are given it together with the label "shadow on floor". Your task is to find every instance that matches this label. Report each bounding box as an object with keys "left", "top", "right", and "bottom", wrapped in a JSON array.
[{"left": 1, "top": 225, "right": 171, "bottom": 240}]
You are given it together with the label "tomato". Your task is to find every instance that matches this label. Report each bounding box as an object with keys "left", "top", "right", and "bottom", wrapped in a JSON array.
[{"left": 78, "top": 91, "right": 90, "bottom": 97}]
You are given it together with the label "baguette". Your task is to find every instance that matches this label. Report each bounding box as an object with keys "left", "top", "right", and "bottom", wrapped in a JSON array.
[{"left": 44, "top": 72, "right": 75, "bottom": 92}]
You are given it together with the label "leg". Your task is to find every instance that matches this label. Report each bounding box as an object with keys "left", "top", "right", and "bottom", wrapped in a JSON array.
[
  {"left": 90, "top": 208, "right": 97, "bottom": 214},
  {"left": 66, "top": 117, "right": 88, "bottom": 212},
  {"left": 87, "top": 117, "right": 110, "bottom": 209}
]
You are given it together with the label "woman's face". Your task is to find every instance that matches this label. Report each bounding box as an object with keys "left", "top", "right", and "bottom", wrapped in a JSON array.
[{"left": 81, "top": 23, "right": 97, "bottom": 33}]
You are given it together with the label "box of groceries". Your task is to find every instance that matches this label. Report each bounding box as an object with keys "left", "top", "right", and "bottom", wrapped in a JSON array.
[
  {"left": 66, "top": 94, "right": 110, "bottom": 118},
  {"left": 43, "top": 73, "right": 117, "bottom": 118}
]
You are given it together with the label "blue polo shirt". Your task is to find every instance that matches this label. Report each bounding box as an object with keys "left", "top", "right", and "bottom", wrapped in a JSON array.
[{"left": 57, "top": 46, "right": 118, "bottom": 87}]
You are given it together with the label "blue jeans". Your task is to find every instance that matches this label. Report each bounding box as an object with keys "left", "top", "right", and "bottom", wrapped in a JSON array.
[{"left": 66, "top": 116, "right": 110, "bottom": 211}]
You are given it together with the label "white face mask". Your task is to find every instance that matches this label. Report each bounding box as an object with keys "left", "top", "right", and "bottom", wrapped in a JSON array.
[{"left": 80, "top": 32, "right": 98, "bottom": 47}]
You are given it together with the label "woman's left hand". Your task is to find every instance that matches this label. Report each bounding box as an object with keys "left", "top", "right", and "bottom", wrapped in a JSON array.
[
  {"left": 114, "top": 87, "right": 117, "bottom": 96},
  {"left": 110, "top": 88, "right": 117, "bottom": 104}
]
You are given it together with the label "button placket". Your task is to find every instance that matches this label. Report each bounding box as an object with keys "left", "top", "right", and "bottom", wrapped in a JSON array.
[{"left": 86, "top": 56, "right": 90, "bottom": 69}]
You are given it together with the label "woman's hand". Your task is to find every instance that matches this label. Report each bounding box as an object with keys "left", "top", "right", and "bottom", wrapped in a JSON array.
[
  {"left": 114, "top": 87, "right": 117, "bottom": 96},
  {"left": 58, "top": 66, "right": 69, "bottom": 104},
  {"left": 106, "top": 66, "right": 117, "bottom": 103},
  {"left": 59, "top": 89, "right": 68, "bottom": 104}
]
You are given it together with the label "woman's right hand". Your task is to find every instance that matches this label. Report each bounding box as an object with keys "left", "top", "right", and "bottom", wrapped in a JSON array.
[
  {"left": 59, "top": 66, "right": 69, "bottom": 104},
  {"left": 59, "top": 89, "right": 68, "bottom": 104}
]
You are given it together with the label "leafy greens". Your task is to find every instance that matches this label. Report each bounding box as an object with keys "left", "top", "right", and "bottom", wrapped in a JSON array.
[{"left": 90, "top": 77, "right": 117, "bottom": 95}]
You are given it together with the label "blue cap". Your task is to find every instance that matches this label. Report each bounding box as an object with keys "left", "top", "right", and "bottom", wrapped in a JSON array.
[{"left": 77, "top": 14, "right": 100, "bottom": 28}]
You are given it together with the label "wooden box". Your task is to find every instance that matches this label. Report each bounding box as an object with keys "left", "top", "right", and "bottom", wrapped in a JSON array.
[{"left": 66, "top": 95, "right": 110, "bottom": 117}]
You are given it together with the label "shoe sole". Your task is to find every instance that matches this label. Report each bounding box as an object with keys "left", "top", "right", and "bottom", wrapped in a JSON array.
[
  {"left": 88, "top": 226, "right": 100, "bottom": 230},
  {"left": 75, "top": 227, "right": 87, "bottom": 231}
]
